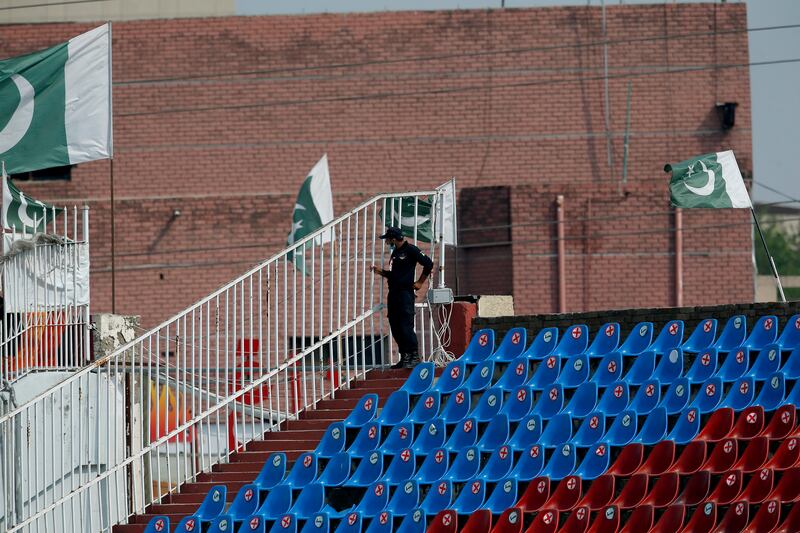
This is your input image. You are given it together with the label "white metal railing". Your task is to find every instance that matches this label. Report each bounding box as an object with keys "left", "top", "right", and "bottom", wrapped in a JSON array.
[{"left": 0, "top": 187, "right": 448, "bottom": 532}]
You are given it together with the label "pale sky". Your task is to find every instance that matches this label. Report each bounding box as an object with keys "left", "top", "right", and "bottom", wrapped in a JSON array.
[{"left": 237, "top": 0, "right": 800, "bottom": 205}]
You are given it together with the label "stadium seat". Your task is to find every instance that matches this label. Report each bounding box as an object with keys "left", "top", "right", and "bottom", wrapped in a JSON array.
[
  {"left": 499, "top": 386, "right": 533, "bottom": 422},
  {"left": 350, "top": 482, "right": 389, "bottom": 518},
  {"left": 720, "top": 377, "right": 754, "bottom": 411},
  {"left": 316, "top": 423, "right": 347, "bottom": 458},
  {"left": 525, "top": 509, "right": 557, "bottom": 532},
  {"left": 475, "top": 414, "right": 510, "bottom": 453},
  {"left": 492, "top": 327, "right": 528, "bottom": 363},
  {"left": 490, "top": 507, "right": 522, "bottom": 533},
  {"left": 382, "top": 423, "right": 414, "bottom": 455},
  {"left": 283, "top": 453, "right": 318, "bottom": 488},
  {"left": 528, "top": 355, "right": 561, "bottom": 390},
  {"left": 386, "top": 480, "right": 419, "bottom": 516},
  {"left": 743, "top": 315, "right": 779, "bottom": 351},
  {"left": 641, "top": 472, "right": 679, "bottom": 508},
  {"left": 479, "top": 445, "right": 513, "bottom": 482},
  {"left": 695, "top": 408, "right": 734, "bottom": 442},
  {"left": 461, "top": 510, "right": 491, "bottom": 533},
  {"left": 682, "top": 318, "right": 717, "bottom": 353},
  {"left": 588, "top": 505, "right": 620, "bottom": 532},
  {"left": 740, "top": 467, "right": 773, "bottom": 503},
  {"left": 630, "top": 379, "right": 661, "bottom": 415},
  {"left": 651, "top": 504, "right": 686, "bottom": 532},
  {"left": 554, "top": 324, "right": 589, "bottom": 357},
  {"left": 605, "top": 410, "right": 637, "bottom": 446},
  {"left": 769, "top": 467, "right": 800, "bottom": 502},
  {"left": 346, "top": 451, "right": 384, "bottom": 487},
  {"left": 558, "top": 353, "right": 590, "bottom": 388},
  {"left": 715, "top": 347, "right": 749, "bottom": 382},
  {"left": 633, "top": 406, "right": 668, "bottom": 445},
  {"left": 702, "top": 438, "right": 739, "bottom": 474},
  {"left": 590, "top": 352, "right": 622, "bottom": 387},
  {"left": 623, "top": 350, "right": 656, "bottom": 385},
  {"left": 440, "top": 388, "right": 470, "bottom": 425},
  {"left": 484, "top": 479, "right": 517, "bottom": 515},
  {"left": 269, "top": 515, "right": 297, "bottom": 533},
  {"left": 239, "top": 514, "right": 267, "bottom": 533},
  {"left": 666, "top": 408, "right": 701, "bottom": 446},
  {"left": 619, "top": 322, "right": 653, "bottom": 356},
  {"left": 728, "top": 406, "right": 765, "bottom": 440},
  {"left": 523, "top": 327, "right": 559, "bottom": 360},
  {"left": 596, "top": 381, "right": 628, "bottom": 417},
  {"left": 707, "top": 470, "right": 743, "bottom": 505},
  {"left": 404, "top": 392, "right": 439, "bottom": 424},
  {"left": 676, "top": 470, "right": 711, "bottom": 506},
  {"left": 318, "top": 453, "right": 350, "bottom": 487},
  {"left": 746, "top": 499, "right": 780, "bottom": 532},
  {"left": 495, "top": 357, "right": 529, "bottom": 391},
  {"left": 781, "top": 346, "right": 800, "bottom": 380},
  {"left": 660, "top": 377, "right": 690, "bottom": 414},
  {"left": 574, "top": 442, "right": 610, "bottom": 480},
  {"left": 208, "top": 515, "right": 234, "bottom": 533},
  {"left": 349, "top": 423, "right": 381, "bottom": 457},
  {"left": 653, "top": 349, "right": 683, "bottom": 385},
  {"left": 636, "top": 440, "right": 675, "bottom": 476},
  {"left": 620, "top": 505, "right": 654, "bottom": 533},
  {"left": 571, "top": 411, "right": 605, "bottom": 448},
  {"left": 445, "top": 447, "right": 481, "bottom": 482},
  {"left": 427, "top": 510, "right": 456, "bottom": 533},
  {"left": 471, "top": 387, "right": 503, "bottom": 422},
  {"left": 713, "top": 315, "right": 747, "bottom": 352},
  {"left": 516, "top": 477, "right": 550, "bottom": 513},
  {"left": 539, "top": 413, "right": 572, "bottom": 448},
  {"left": 414, "top": 447, "right": 448, "bottom": 484},
  {"left": 541, "top": 443, "right": 576, "bottom": 480},
  {"left": 395, "top": 510, "right": 425, "bottom": 533},
  {"left": 364, "top": 511, "right": 392, "bottom": 533},
  {"left": 229, "top": 484, "right": 260, "bottom": 524},
  {"left": 586, "top": 322, "right": 620, "bottom": 358},
  {"left": 578, "top": 475, "right": 614, "bottom": 510},
  {"left": 465, "top": 360, "right": 494, "bottom": 392},
  {"left": 144, "top": 517, "right": 169, "bottom": 533},
  {"left": 607, "top": 443, "right": 643, "bottom": 477},
  {"left": 510, "top": 444, "right": 544, "bottom": 481},
  {"left": 543, "top": 475, "right": 582, "bottom": 511},
  {"left": 755, "top": 372, "right": 785, "bottom": 411},
  {"left": 563, "top": 382, "right": 597, "bottom": 418},
  {"left": 257, "top": 484, "right": 293, "bottom": 519},
  {"left": 434, "top": 360, "right": 466, "bottom": 395},
  {"left": 376, "top": 391, "right": 410, "bottom": 426},
  {"left": 651, "top": 320, "right": 684, "bottom": 354},
  {"left": 334, "top": 512, "right": 362, "bottom": 533},
  {"left": 196, "top": 485, "right": 227, "bottom": 522},
  {"left": 444, "top": 416, "right": 477, "bottom": 451},
  {"left": 690, "top": 377, "right": 723, "bottom": 413},
  {"left": 766, "top": 438, "right": 800, "bottom": 471},
  {"left": 715, "top": 501, "right": 749, "bottom": 533},
  {"left": 733, "top": 436, "right": 769, "bottom": 473},
  {"left": 777, "top": 314, "right": 800, "bottom": 351},
  {"left": 685, "top": 349, "right": 717, "bottom": 384},
  {"left": 461, "top": 329, "right": 495, "bottom": 365},
  {"left": 451, "top": 479, "right": 485, "bottom": 515},
  {"left": 611, "top": 473, "right": 648, "bottom": 509},
  {"left": 760, "top": 404, "right": 795, "bottom": 440},
  {"left": 746, "top": 345, "right": 781, "bottom": 380},
  {"left": 290, "top": 483, "right": 325, "bottom": 519},
  {"left": 400, "top": 362, "right": 435, "bottom": 395},
  {"left": 255, "top": 453, "right": 287, "bottom": 491},
  {"left": 532, "top": 385, "right": 564, "bottom": 419},
  {"left": 411, "top": 420, "right": 445, "bottom": 455},
  {"left": 383, "top": 448, "right": 416, "bottom": 485},
  {"left": 344, "top": 394, "right": 379, "bottom": 428},
  {"left": 299, "top": 513, "right": 328, "bottom": 533}
]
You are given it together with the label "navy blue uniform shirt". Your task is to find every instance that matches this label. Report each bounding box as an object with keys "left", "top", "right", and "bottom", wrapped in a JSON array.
[{"left": 387, "top": 241, "right": 434, "bottom": 292}]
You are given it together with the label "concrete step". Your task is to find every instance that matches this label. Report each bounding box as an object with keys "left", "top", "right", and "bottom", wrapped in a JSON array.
[
  {"left": 352, "top": 378, "right": 408, "bottom": 389},
  {"left": 247, "top": 439, "right": 320, "bottom": 452},
  {"left": 336, "top": 387, "right": 396, "bottom": 400},
  {"left": 260, "top": 429, "right": 326, "bottom": 441},
  {"left": 316, "top": 398, "right": 361, "bottom": 410},
  {"left": 184, "top": 479, "right": 251, "bottom": 491},
  {"left": 301, "top": 409, "right": 353, "bottom": 420},
  {"left": 284, "top": 419, "right": 338, "bottom": 430}
]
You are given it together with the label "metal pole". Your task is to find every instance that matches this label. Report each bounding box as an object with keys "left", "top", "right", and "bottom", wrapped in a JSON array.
[
  {"left": 621, "top": 81, "right": 632, "bottom": 192},
  {"left": 110, "top": 159, "right": 116, "bottom": 313},
  {"left": 675, "top": 207, "right": 683, "bottom": 307},
  {"left": 556, "top": 195, "right": 567, "bottom": 313},
  {"left": 751, "top": 207, "right": 787, "bottom": 302}
]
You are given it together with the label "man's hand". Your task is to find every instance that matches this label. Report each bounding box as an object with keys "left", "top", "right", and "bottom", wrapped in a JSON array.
[
  {"left": 413, "top": 280, "right": 423, "bottom": 291},
  {"left": 371, "top": 265, "right": 384, "bottom": 276}
]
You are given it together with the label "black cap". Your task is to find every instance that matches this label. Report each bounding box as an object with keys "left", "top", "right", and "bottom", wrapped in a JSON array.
[{"left": 380, "top": 226, "right": 404, "bottom": 240}]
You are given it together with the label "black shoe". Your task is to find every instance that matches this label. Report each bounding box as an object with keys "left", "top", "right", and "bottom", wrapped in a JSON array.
[
  {"left": 391, "top": 354, "right": 408, "bottom": 370},
  {"left": 403, "top": 353, "right": 421, "bottom": 369}
]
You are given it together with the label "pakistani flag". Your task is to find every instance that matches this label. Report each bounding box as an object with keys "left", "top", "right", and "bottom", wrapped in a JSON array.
[
  {"left": 666, "top": 150, "right": 752, "bottom": 209},
  {"left": 0, "top": 24, "right": 112, "bottom": 175},
  {"left": 287, "top": 155, "right": 335, "bottom": 273},
  {"left": 2, "top": 163, "right": 63, "bottom": 235},
  {"left": 384, "top": 197, "right": 434, "bottom": 243}
]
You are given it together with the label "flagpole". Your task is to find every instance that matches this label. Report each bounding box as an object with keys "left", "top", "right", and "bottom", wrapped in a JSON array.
[
  {"left": 750, "top": 206, "right": 786, "bottom": 303},
  {"left": 110, "top": 158, "right": 116, "bottom": 313}
]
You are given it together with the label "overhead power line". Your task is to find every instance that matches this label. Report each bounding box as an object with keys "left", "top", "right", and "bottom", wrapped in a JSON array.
[{"left": 0, "top": 0, "right": 109, "bottom": 11}]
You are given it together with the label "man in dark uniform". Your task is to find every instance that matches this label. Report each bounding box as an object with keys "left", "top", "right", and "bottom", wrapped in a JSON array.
[{"left": 371, "top": 226, "right": 434, "bottom": 369}]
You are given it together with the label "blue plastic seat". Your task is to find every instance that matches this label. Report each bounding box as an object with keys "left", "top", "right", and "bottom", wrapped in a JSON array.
[
  {"left": 349, "top": 422, "right": 381, "bottom": 457},
  {"left": 464, "top": 360, "right": 494, "bottom": 392},
  {"left": 283, "top": 452, "right": 318, "bottom": 488},
  {"left": 715, "top": 347, "right": 749, "bottom": 382},
  {"left": 777, "top": 314, "right": 800, "bottom": 351},
  {"left": 686, "top": 349, "right": 717, "bottom": 384},
  {"left": 511, "top": 444, "right": 544, "bottom": 481},
  {"left": 386, "top": 480, "right": 419, "bottom": 516},
  {"left": 404, "top": 392, "right": 440, "bottom": 424},
  {"left": 144, "top": 517, "right": 169, "bottom": 533},
  {"left": 630, "top": 379, "right": 660, "bottom": 415},
  {"left": 539, "top": 413, "right": 573, "bottom": 448},
  {"left": 712, "top": 315, "right": 747, "bottom": 352},
  {"left": 333, "top": 512, "right": 361, "bottom": 533},
  {"left": 396, "top": 510, "right": 426, "bottom": 533},
  {"left": 484, "top": 479, "right": 517, "bottom": 515},
  {"left": 258, "top": 484, "right": 293, "bottom": 519},
  {"left": 623, "top": 351, "right": 656, "bottom": 385},
  {"left": 690, "top": 377, "right": 723, "bottom": 414},
  {"left": 755, "top": 372, "right": 785, "bottom": 411},
  {"left": 591, "top": 352, "right": 622, "bottom": 387},
  {"left": 229, "top": 484, "right": 260, "bottom": 523},
  {"left": 238, "top": 514, "right": 266, "bottom": 533},
  {"left": 175, "top": 516, "right": 201, "bottom": 533},
  {"left": 666, "top": 407, "right": 700, "bottom": 444},
  {"left": 586, "top": 323, "right": 620, "bottom": 358},
  {"left": 346, "top": 451, "right": 384, "bottom": 487},
  {"left": 433, "top": 360, "right": 466, "bottom": 395},
  {"left": 376, "top": 391, "right": 410, "bottom": 426},
  {"left": 364, "top": 511, "right": 393, "bottom": 533},
  {"left": 555, "top": 325, "right": 589, "bottom": 357},
  {"left": 300, "top": 513, "right": 329, "bottom": 533},
  {"left": 208, "top": 515, "right": 235, "bottom": 533},
  {"left": 495, "top": 357, "right": 529, "bottom": 391},
  {"left": 619, "top": 322, "right": 653, "bottom": 356},
  {"left": 508, "top": 414, "right": 542, "bottom": 451},
  {"left": 683, "top": 318, "right": 718, "bottom": 353},
  {"left": 414, "top": 448, "right": 448, "bottom": 484},
  {"left": 475, "top": 414, "right": 510, "bottom": 453},
  {"left": 747, "top": 345, "right": 781, "bottom": 381},
  {"left": 782, "top": 346, "right": 800, "bottom": 380},
  {"left": 528, "top": 355, "right": 561, "bottom": 390},
  {"left": 597, "top": 381, "right": 629, "bottom": 417},
  {"left": 460, "top": 329, "right": 495, "bottom": 364},
  {"left": 418, "top": 481, "right": 452, "bottom": 515},
  {"left": 444, "top": 447, "right": 481, "bottom": 482},
  {"left": 651, "top": 320, "right": 684, "bottom": 354},
  {"left": 660, "top": 377, "right": 690, "bottom": 415},
  {"left": 383, "top": 448, "right": 416, "bottom": 485},
  {"left": 197, "top": 485, "right": 227, "bottom": 521},
  {"left": 344, "top": 394, "right": 379, "bottom": 428},
  {"left": 541, "top": 443, "right": 576, "bottom": 480},
  {"left": 471, "top": 387, "right": 503, "bottom": 422},
  {"left": 318, "top": 453, "right": 350, "bottom": 487},
  {"left": 499, "top": 385, "right": 533, "bottom": 422},
  {"left": 382, "top": 423, "right": 414, "bottom": 455},
  {"left": 255, "top": 453, "right": 287, "bottom": 491},
  {"left": 351, "top": 481, "right": 389, "bottom": 518},
  {"left": 479, "top": 445, "right": 513, "bottom": 482},
  {"left": 653, "top": 349, "right": 683, "bottom": 385},
  {"left": 451, "top": 479, "right": 485, "bottom": 515},
  {"left": 743, "top": 315, "right": 778, "bottom": 351},
  {"left": 632, "top": 406, "right": 668, "bottom": 445},
  {"left": 411, "top": 420, "right": 445, "bottom": 455},
  {"left": 443, "top": 417, "right": 478, "bottom": 451},
  {"left": 563, "top": 382, "right": 597, "bottom": 418},
  {"left": 269, "top": 514, "right": 297, "bottom": 533},
  {"left": 491, "top": 327, "right": 528, "bottom": 363},
  {"left": 440, "top": 387, "right": 470, "bottom": 425},
  {"left": 605, "top": 410, "right": 637, "bottom": 446},
  {"left": 574, "top": 442, "right": 610, "bottom": 480},
  {"left": 559, "top": 353, "right": 590, "bottom": 388},
  {"left": 719, "top": 377, "right": 754, "bottom": 411},
  {"left": 570, "top": 412, "right": 605, "bottom": 448},
  {"left": 290, "top": 483, "right": 325, "bottom": 519},
  {"left": 315, "top": 423, "right": 346, "bottom": 458},
  {"left": 523, "top": 327, "right": 559, "bottom": 360},
  {"left": 532, "top": 384, "right": 564, "bottom": 419},
  {"left": 400, "top": 362, "right": 435, "bottom": 395}
]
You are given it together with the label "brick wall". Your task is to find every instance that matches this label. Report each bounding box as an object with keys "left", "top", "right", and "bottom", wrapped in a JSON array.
[{"left": 0, "top": 3, "right": 754, "bottom": 327}]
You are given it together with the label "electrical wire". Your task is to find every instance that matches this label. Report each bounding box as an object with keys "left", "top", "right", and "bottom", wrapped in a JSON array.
[{"left": 0, "top": 0, "right": 108, "bottom": 10}]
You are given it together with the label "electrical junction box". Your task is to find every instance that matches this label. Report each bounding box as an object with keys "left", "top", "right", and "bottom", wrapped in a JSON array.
[{"left": 427, "top": 287, "right": 454, "bottom": 305}]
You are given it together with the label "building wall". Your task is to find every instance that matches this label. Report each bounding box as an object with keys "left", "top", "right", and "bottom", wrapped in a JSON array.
[
  {"left": 0, "top": 0, "right": 235, "bottom": 24},
  {"left": 0, "top": 4, "right": 754, "bottom": 327}
]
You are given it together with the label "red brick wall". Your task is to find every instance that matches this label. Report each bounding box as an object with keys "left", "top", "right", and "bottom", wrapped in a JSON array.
[{"left": 0, "top": 3, "right": 753, "bottom": 327}]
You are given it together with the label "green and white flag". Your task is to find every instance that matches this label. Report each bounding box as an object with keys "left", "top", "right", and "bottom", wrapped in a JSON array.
[
  {"left": 2, "top": 162, "right": 63, "bottom": 234},
  {"left": 0, "top": 24, "right": 112, "bottom": 175},
  {"left": 287, "top": 155, "right": 335, "bottom": 273},
  {"left": 384, "top": 197, "right": 434, "bottom": 243},
  {"left": 666, "top": 150, "right": 752, "bottom": 209}
]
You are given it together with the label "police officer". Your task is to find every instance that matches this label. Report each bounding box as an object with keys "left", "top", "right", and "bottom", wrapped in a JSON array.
[{"left": 371, "top": 226, "right": 434, "bottom": 369}]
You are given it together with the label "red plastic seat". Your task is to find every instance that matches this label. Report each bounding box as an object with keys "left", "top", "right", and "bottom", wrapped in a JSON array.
[
  {"left": 695, "top": 408, "right": 734, "bottom": 442},
  {"left": 462, "top": 510, "right": 492, "bottom": 533},
  {"left": 525, "top": 509, "right": 558, "bottom": 533},
  {"left": 739, "top": 467, "right": 774, "bottom": 504},
  {"left": 668, "top": 440, "right": 707, "bottom": 475},
  {"left": 577, "top": 475, "right": 614, "bottom": 511},
  {"left": 544, "top": 476, "right": 582, "bottom": 512},
  {"left": 517, "top": 477, "right": 550, "bottom": 513},
  {"left": 491, "top": 507, "right": 523, "bottom": 533},
  {"left": 765, "top": 437, "right": 800, "bottom": 471},
  {"left": 618, "top": 504, "right": 653, "bottom": 533},
  {"left": 651, "top": 504, "right": 686, "bottom": 532},
  {"left": 559, "top": 506, "right": 590, "bottom": 533},
  {"left": 707, "top": 469, "right": 743, "bottom": 505},
  {"left": 760, "top": 404, "right": 795, "bottom": 441},
  {"left": 768, "top": 467, "right": 800, "bottom": 503},
  {"left": 701, "top": 438, "right": 738, "bottom": 474},
  {"left": 679, "top": 501, "right": 716, "bottom": 533},
  {"left": 611, "top": 473, "right": 648, "bottom": 509},
  {"left": 641, "top": 472, "right": 679, "bottom": 508},
  {"left": 728, "top": 406, "right": 765, "bottom": 440},
  {"left": 586, "top": 506, "right": 620, "bottom": 533},
  {"left": 637, "top": 441, "right": 675, "bottom": 476},
  {"left": 716, "top": 501, "right": 749, "bottom": 533},
  {"left": 676, "top": 470, "right": 711, "bottom": 506},
  {"left": 427, "top": 510, "right": 457, "bottom": 533},
  {"left": 732, "top": 436, "right": 769, "bottom": 473},
  {"left": 606, "top": 444, "right": 643, "bottom": 477},
  {"left": 776, "top": 501, "right": 800, "bottom": 533},
  {"left": 744, "top": 499, "right": 780, "bottom": 533}
]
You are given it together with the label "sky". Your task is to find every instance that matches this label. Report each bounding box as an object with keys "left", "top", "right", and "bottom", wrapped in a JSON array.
[{"left": 236, "top": 0, "right": 800, "bottom": 206}]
